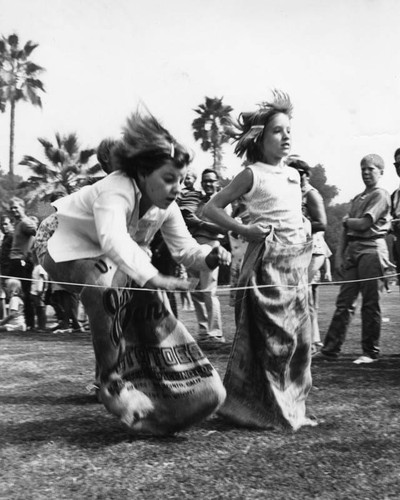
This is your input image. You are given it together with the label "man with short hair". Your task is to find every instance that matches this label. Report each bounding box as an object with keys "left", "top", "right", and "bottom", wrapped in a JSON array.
[
  {"left": 9, "top": 197, "right": 37, "bottom": 330},
  {"left": 180, "top": 168, "right": 227, "bottom": 342}
]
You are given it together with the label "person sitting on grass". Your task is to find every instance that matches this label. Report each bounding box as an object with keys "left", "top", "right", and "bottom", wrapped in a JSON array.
[{"left": 0, "top": 279, "right": 26, "bottom": 332}]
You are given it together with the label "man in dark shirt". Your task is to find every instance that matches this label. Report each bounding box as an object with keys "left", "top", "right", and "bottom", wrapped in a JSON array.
[
  {"left": 179, "top": 168, "right": 227, "bottom": 342},
  {"left": 9, "top": 197, "right": 37, "bottom": 330},
  {"left": 0, "top": 215, "right": 14, "bottom": 318},
  {"left": 0, "top": 215, "right": 14, "bottom": 279}
]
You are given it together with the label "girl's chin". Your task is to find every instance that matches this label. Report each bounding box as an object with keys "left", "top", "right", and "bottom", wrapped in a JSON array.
[{"left": 161, "top": 199, "right": 175, "bottom": 208}]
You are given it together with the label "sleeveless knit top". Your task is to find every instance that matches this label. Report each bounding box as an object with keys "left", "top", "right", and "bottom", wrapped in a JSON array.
[{"left": 242, "top": 162, "right": 307, "bottom": 245}]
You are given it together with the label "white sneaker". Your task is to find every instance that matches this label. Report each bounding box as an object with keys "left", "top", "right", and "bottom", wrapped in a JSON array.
[
  {"left": 353, "top": 355, "right": 378, "bottom": 365},
  {"left": 53, "top": 327, "right": 72, "bottom": 334}
]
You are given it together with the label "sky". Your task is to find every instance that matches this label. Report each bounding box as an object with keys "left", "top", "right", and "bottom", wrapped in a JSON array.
[{"left": 1, "top": 0, "right": 400, "bottom": 202}]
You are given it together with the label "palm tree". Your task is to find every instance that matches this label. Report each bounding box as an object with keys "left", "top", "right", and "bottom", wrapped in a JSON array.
[
  {"left": 19, "top": 132, "right": 102, "bottom": 203},
  {"left": 0, "top": 33, "right": 45, "bottom": 184},
  {"left": 192, "top": 97, "right": 234, "bottom": 177}
]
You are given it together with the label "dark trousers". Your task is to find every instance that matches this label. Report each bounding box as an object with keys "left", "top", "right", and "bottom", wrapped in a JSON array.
[
  {"left": 51, "top": 289, "right": 81, "bottom": 329},
  {"left": 9, "top": 259, "right": 35, "bottom": 329},
  {"left": 322, "top": 249, "right": 383, "bottom": 359},
  {"left": 392, "top": 237, "right": 400, "bottom": 284},
  {"left": 31, "top": 294, "right": 47, "bottom": 330}
]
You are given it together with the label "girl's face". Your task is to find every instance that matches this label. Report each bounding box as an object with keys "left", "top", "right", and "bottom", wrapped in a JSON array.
[
  {"left": 139, "top": 162, "right": 187, "bottom": 209},
  {"left": 260, "top": 112, "right": 291, "bottom": 165}
]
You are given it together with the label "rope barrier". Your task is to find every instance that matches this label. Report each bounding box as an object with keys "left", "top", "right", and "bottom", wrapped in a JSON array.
[{"left": 1, "top": 271, "right": 399, "bottom": 295}]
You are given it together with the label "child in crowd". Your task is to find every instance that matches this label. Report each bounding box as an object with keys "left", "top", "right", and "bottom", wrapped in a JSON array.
[
  {"left": 0, "top": 279, "right": 26, "bottom": 332},
  {"left": 177, "top": 265, "right": 195, "bottom": 311},
  {"left": 204, "top": 89, "right": 314, "bottom": 430},
  {"left": 318, "top": 154, "right": 391, "bottom": 364},
  {"left": 30, "top": 254, "right": 48, "bottom": 332}
]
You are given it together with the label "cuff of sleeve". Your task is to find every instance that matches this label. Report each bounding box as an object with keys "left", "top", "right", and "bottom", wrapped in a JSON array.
[{"left": 133, "top": 265, "right": 159, "bottom": 288}]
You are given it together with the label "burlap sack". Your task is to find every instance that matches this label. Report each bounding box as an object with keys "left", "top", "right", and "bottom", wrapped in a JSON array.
[
  {"left": 219, "top": 233, "right": 314, "bottom": 430},
  {"left": 35, "top": 215, "right": 226, "bottom": 436},
  {"left": 99, "top": 282, "right": 226, "bottom": 435}
]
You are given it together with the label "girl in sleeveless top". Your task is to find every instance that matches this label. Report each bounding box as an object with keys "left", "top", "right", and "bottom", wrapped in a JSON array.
[{"left": 204, "top": 90, "right": 315, "bottom": 430}]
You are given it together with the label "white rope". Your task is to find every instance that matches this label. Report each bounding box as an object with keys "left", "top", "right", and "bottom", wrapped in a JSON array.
[{"left": 1, "top": 271, "right": 399, "bottom": 295}]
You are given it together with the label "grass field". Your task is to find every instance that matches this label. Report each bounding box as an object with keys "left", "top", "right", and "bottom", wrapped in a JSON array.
[{"left": 1, "top": 284, "right": 400, "bottom": 499}]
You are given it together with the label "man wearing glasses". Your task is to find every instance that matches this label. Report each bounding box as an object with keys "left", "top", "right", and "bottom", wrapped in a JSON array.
[{"left": 180, "top": 168, "right": 227, "bottom": 343}]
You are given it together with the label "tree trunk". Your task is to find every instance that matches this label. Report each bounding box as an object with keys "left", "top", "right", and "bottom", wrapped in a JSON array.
[
  {"left": 212, "top": 142, "right": 223, "bottom": 178},
  {"left": 9, "top": 98, "right": 15, "bottom": 187}
]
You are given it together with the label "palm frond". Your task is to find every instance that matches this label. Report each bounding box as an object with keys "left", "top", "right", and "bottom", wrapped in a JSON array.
[
  {"left": 79, "top": 148, "right": 96, "bottom": 164},
  {"left": 23, "top": 41, "right": 39, "bottom": 57},
  {"left": 25, "top": 61, "right": 44, "bottom": 73},
  {"left": 18, "top": 179, "right": 38, "bottom": 190},
  {"left": 25, "top": 86, "right": 42, "bottom": 107},
  {"left": 63, "top": 133, "right": 79, "bottom": 157},
  {"left": 19, "top": 155, "right": 46, "bottom": 169},
  {"left": 25, "top": 78, "right": 45, "bottom": 91},
  {"left": 7, "top": 34, "right": 19, "bottom": 47}
]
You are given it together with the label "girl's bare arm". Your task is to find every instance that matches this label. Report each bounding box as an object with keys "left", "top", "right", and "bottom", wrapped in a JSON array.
[{"left": 204, "top": 169, "right": 271, "bottom": 242}]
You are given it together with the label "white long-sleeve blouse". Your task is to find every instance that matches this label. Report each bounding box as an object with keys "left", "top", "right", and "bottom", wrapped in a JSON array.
[{"left": 48, "top": 170, "right": 211, "bottom": 286}]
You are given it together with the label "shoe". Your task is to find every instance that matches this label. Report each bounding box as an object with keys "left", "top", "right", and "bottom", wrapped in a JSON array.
[
  {"left": 85, "top": 382, "right": 102, "bottom": 403},
  {"left": 353, "top": 355, "right": 378, "bottom": 365},
  {"left": 312, "top": 350, "right": 338, "bottom": 361},
  {"left": 198, "top": 334, "right": 226, "bottom": 343},
  {"left": 53, "top": 327, "right": 72, "bottom": 334}
]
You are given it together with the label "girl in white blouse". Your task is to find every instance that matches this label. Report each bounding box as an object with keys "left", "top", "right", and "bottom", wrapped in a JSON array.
[{"left": 34, "top": 110, "right": 230, "bottom": 415}]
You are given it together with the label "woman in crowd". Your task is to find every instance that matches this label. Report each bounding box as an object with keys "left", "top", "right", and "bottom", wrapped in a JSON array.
[{"left": 286, "top": 157, "right": 331, "bottom": 352}]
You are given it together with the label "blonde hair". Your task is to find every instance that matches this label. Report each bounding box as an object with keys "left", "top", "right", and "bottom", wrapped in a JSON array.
[{"left": 6, "top": 278, "right": 22, "bottom": 295}]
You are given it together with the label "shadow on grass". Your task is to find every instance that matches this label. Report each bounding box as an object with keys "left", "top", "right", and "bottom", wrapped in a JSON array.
[
  {"left": 0, "top": 411, "right": 192, "bottom": 449},
  {"left": 0, "top": 393, "right": 102, "bottom": 406},
  {"left": 312, "top": 354, "right": 400, "bottom": 388},
  {"left": 1, "top": 330, "right": 92, "bottom": 343}
]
